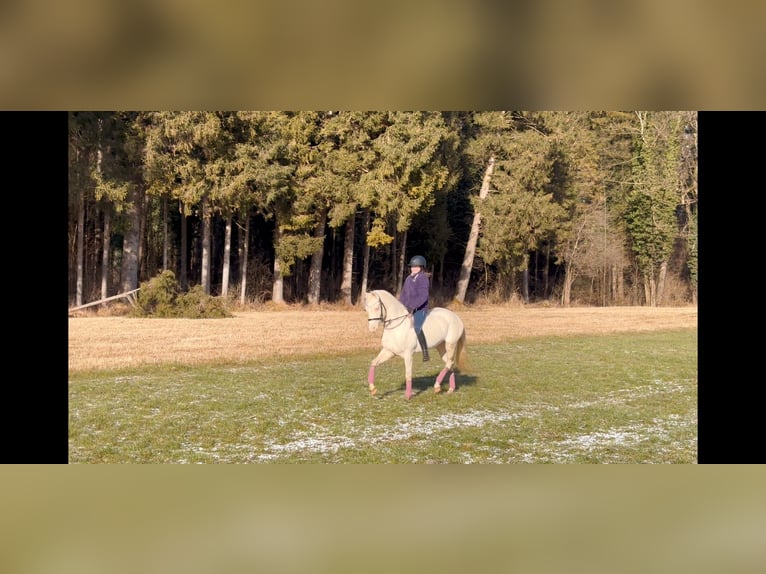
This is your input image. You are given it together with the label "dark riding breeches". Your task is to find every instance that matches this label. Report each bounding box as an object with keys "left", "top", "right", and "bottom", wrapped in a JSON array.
[{"left": 413, "top": 308, "right": 427, "bottom": 333}]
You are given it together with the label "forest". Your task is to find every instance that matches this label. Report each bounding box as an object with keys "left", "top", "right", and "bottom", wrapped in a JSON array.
[{"left": 67, "top": 111, "right": 697, "bottom": 309}]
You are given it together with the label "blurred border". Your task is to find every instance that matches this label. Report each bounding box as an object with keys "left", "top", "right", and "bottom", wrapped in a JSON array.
[
  {"left": 2, "top": 465, "right": 766, "bottom": 574},
  {"left": 2, "top": 1, "right": 765, "bottom": 110}
]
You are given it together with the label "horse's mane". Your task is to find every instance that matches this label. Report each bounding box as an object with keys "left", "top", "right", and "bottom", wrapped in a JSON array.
[{"left": 371, "top": 289, "right": 406, "bottom": 312}]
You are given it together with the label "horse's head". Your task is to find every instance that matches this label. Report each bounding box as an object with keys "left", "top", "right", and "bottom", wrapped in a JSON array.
[{"left": 364, "top": 291, "right": 385, "bottom": 332}]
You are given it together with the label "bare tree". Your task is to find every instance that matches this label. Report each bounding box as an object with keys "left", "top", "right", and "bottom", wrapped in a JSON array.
[{"left": 454, "top": 156, "right": 494, "bottom": 303}]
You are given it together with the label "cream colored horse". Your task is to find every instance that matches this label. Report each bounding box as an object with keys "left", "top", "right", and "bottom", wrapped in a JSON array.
[{"left": 364, "top": 290, "right": 467, "bottom": 399}]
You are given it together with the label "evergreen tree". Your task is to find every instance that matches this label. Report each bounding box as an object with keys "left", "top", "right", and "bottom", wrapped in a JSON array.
[
  {"left": 366, "top": 111, "right": 451, "bottom": 291},
  {"left": 69, "top": 110, "right": 697, "bottom": 309},
  {"left": 455, "top": 111, "right": 511, "bottom": 303},
  {"left": 625, "top": 111, "right": 687, "bottom": 306},
  {"left": 143, "top": 111, "right": 229, "bottom": 293},
  {"left": 472, "top": 112, "right": 565, "bottom": 301},
  {"left": 320, "top": 111, "right": 387, "bottom": 305}
]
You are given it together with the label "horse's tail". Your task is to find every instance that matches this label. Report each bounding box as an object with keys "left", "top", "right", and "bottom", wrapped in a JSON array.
[{"left": 455, "top": 329, "right": 468, "bottom": 373}]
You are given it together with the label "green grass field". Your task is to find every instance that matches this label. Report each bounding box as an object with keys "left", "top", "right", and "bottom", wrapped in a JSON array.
[{"left": 69, "top": 330, "right": 697, "bottom": 463}]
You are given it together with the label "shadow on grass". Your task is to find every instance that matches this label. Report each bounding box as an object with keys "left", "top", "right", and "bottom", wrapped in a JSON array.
[{"left": 376, "top": 372, "right": 478, "bottom": 399}]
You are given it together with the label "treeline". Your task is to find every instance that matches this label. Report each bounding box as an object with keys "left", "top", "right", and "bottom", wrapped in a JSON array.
[{"left": 68, "top": 111, "right": 697, "bottom": 308}]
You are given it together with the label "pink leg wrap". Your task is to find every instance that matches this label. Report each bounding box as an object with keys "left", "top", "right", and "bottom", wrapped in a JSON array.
[
  {"left": 368, "top": 365, "right": 376, "bottom": 385},
  {"left": 405, "top": 379, "right": 412, "bottom": 399},
  {"left": 449, "top": 371, "right": 456, "bottom": 391},
  {"left": 435, "top": 368, "right": 448, "bottom": 385}
]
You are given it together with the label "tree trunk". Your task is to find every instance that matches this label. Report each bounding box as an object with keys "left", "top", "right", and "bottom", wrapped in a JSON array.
[
  {"left": 97, "top": 136, "right": 108, "bottom": 302},
  {"left": 397, "top": 230, "right": 407, "bottom": 295},
  {"left": 221, "top": 211, "right": 233, "bottom": 297},
  {"left": 240, "top": 210, "right": 250, "bottom": 305},
  {"left": 544, "top": 243, "right": 551, "bottom": 298},
  {"left": 643, "top": 273, "right": 657, "bottom": 307},
  {"left": 613, "top": 264, "right": 624, "bottom": 303},
  {"left": 359, "top": 210, "right": 370, "bottom": 305},
  {"left": 120, "top": 184, "right": 141, "bottom": 293},
  {"left": 308, "top": 208, "right": 327, "bottom": 304},
  {"left": 656, "top": 260, "right": 668, "bottom": 306},
  {"left": 562, "top": 262, "right": 574, "bottom": 306},
  {"left": 521, "top": 254, "right": 530, "bottom": 304},
  {"left": 101, "top": 207, "right": 110, "bottom": 300},
  {"left": 391, "top": 224, "right": 398, "bottom": 293},
  {"left": 138, "top": 190, "right": 147, "bottom": 280},
  {"left": 683, "top": 196, "right": 697, "bottom": 306},
  {"left": 180, "top": 200, "right": 188, "bottom": 291},
  {"left": 162, "top": 195, "right": 169, "bottom": 271},
  {"left": 200, "top": 195, "right": 212, "bottom": 295},
  {"left": 340, "top": 211, "right": 355, "bottom": 306},
  {"left": 76, "top": 189, "right": 85, "bottom": 306},
  {"left": 455, "top": 156, "right": 494, "bottom": 303},
  {"left": 272, "top": 223, "right": 285, "bottom": 304}
]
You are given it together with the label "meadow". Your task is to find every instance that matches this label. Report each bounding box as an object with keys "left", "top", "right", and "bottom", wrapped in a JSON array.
[{"left": 68, "top": 305, "right": 697, "bottom": 463}]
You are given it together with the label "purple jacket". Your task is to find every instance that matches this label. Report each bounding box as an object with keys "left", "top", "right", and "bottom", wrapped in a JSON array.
[{"left": 399, "top": 271, "right": 430, "bottom": 312}]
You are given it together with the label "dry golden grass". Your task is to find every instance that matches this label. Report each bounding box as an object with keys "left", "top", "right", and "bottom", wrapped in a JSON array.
[{"left": 68, "top": 304, "right": 698, "bottom": 373}]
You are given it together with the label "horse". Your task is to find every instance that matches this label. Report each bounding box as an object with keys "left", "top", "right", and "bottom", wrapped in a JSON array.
[{"left": 363, "top": 289, "right": 467, "bottom": 399}]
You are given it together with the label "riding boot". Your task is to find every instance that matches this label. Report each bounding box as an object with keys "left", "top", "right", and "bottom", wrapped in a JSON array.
[{"left": 417, "top": 330, "right": 430, "bottom": 362}]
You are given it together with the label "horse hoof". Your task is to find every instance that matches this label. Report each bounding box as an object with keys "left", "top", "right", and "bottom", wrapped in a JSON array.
[
  {"left": 434, "top": 384, "right": 442, "bottom": 394},
  {"left": 405, "top": 392, "right": 412, "bottom": 400},
  {"left": 447, "top": 388, "right": 454, "bottom": 394},
  {"left": 369, "top": 385, "right": 377, "bottom": 396}
]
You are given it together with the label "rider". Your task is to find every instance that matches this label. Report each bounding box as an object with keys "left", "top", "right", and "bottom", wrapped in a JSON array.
[{"left": 399, "top": 255, "right": 430, "bottom": 362}]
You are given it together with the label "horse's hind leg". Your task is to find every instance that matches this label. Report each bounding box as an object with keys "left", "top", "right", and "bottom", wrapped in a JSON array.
[
  {"left": 434, "top": 369, "right": 457, "bottom": 394},
  {"left": 433, "top": 367, "right": 449, "bottom": 393},
  {"left": 445, "top": 341, "right": 460, "bottom": 370},
  {"left": 435, "top": 342, "right": 448, "bottom": 364},
  {"left": 434, "top": 341, "right": 458, "bottom": 394}
]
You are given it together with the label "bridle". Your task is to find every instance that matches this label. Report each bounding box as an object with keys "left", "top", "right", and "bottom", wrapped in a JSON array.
[{"left": 367, "top": 292, "right": 409, "bottom": 329}]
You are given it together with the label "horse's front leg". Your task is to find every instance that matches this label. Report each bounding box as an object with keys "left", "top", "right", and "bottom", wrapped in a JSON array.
[
  {"left": 403, "top": 351, "right": 414, "bottom": 399},
  {"left": 368, "top": 348, "right": 395, "bottom": 396}
]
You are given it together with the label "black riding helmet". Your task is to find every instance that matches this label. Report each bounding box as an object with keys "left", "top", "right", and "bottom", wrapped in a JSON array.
[{"left": 408, "top": 255, "right": 427, "bottom": 268}]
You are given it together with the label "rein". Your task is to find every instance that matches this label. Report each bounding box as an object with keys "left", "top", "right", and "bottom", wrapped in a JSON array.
[{"left": 367, "top": 293, "right": 410, "bottom": 328}]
